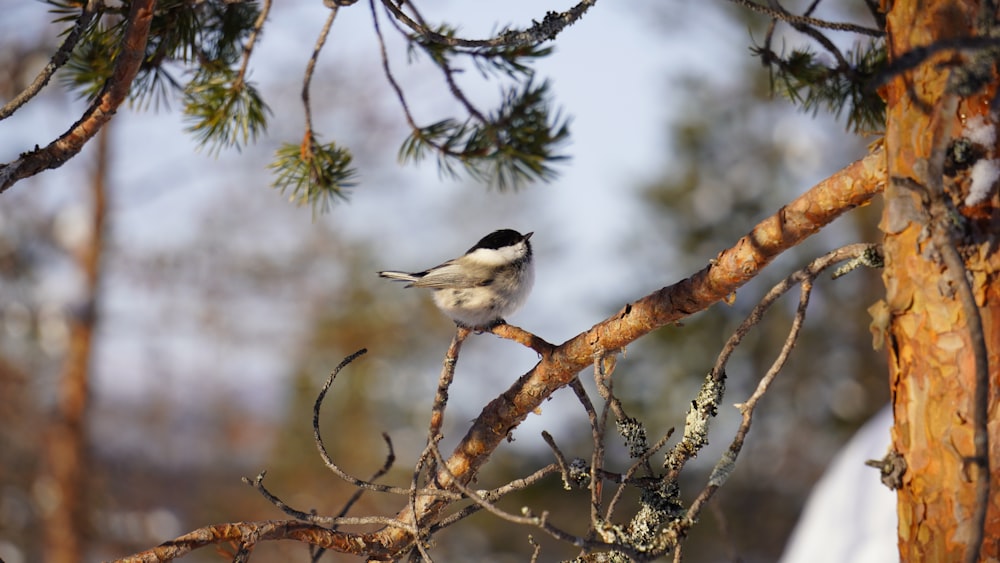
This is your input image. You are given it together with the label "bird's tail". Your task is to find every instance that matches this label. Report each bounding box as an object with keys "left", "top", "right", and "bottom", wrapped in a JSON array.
[{"left": 378, "top": 270, "right": 421, "bottom": 284}]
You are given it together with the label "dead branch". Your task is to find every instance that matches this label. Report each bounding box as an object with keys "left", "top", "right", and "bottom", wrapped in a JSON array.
[
  {"left": 114, "top": 147, "right": 886, "bottom": 561},
  {"left": 681, "top": 244, "right": 881, "bottom": 538},
  {"left": 380, "top": 0, "right": 599, "bottom": 48}
]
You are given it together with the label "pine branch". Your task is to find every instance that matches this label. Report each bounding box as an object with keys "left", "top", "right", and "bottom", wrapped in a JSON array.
[
  {"left": 755, "top": 41, "right": 887, "bottom": 133},
  {"left": 0, "top": 0, "right": 157, "bottom": 193}
]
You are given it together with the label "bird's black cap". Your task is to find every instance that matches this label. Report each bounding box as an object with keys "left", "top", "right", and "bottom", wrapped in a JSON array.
[{"left": 467, "top": 229, "right": 532, "bottom": 253}]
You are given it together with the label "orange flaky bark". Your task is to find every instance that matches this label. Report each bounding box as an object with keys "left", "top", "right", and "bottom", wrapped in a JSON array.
[{"left": 883, "top": 1, "right": 1000, "bottom": 561}]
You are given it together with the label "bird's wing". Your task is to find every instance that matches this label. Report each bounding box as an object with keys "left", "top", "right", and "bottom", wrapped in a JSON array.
[{"left": 409, "top": 261, "right": 493, "bottom": 289}]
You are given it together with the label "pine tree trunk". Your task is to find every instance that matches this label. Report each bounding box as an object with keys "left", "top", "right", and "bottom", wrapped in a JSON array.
[
  {"left": 882, "top": 1, "right": 1000, "bottom": 560},
  {"left": 41, "top": 126, "right": 109, "bottom": 563}
]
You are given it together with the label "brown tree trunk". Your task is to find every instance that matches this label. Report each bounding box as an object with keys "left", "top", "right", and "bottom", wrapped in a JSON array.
[
  {"left": 40, "top": 126, "right": 109, "bottom": 563},
  {"left": 882, "top": 1, "right": 1000, "bottom": 560}
]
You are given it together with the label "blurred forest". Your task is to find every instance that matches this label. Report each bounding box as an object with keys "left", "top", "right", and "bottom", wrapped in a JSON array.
[{"left": 0, "top": 1, "right": 888, "bottom": 562}]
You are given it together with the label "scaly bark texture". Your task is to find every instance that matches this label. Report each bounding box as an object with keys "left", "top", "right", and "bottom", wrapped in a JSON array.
[{"left": 882, "top": 1, "right": 1000, "bottom": 560}]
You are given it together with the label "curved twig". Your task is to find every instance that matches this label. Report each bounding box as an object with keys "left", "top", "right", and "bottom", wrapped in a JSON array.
[
  {"left": 301, "top": 3, "right": 337, "bottom": 135},
  {"left": 311, "top": 348, "right": 459, "bottom": 500}
]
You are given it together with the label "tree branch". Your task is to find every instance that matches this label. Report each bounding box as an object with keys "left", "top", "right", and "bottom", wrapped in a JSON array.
[
  {"left": 369, "top": 145, "right": 886, "bottom": 553},
  {"left": 0, "top": 0, "right": 101, "bottom": 121},
  {"left": 380, "top": 0, "right": 598, "bottom": 48},
  {"left": 727, "top": 0, "right": 883, "bottom": 36},
  {"left": 0, "top": 0, "right": 157, "bottom": 193},
  {"left": 114, "top": 147, "right": 887, "bottom": 561}
]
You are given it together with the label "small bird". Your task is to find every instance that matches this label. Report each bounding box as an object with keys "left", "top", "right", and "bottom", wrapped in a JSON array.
[{"left": 378, "top": 229, "right": 535, "bottom": 329}]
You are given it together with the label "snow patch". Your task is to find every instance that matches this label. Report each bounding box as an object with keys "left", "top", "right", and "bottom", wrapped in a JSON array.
[
  {"left": 966, "top": 158, "right": 1000, "bottom": 206},
  {"left": 964, "top": 115, "right": 996, "bottom": 147}
]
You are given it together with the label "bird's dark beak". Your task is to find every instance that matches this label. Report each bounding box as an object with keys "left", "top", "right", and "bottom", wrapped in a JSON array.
[{"left": 524, "top": 232, "right": 534, "bottom": 241}]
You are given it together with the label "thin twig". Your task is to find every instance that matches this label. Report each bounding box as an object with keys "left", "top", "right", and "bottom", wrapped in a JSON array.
[
  {"left": 334, "top": 432, "right": 397, "bottom": 521},
  {"left": 428, "top": 463, "right": 560, "bottom": 532},
  {"left": 0, "top": 0, "right": 157, "bottom": 192},
  {"left": 429, "top": 328, "right": 468, "bottom": 440},
  {"left": 686, "top": 277, "right": 813, "bottom": 521},
  {"left": 541, "top": 430, "right": 575, "bottom": 489},
  {"left": 0, "top": 0, "right": 101, "bottom": 121},
  {"left": 409, "top": 442, "right": 437, "bottom": 562},
  {"left": 301, "top": 4, "right": 338, "bottom": 135},
  {"left": 235, "top": 0, "right": 271, "bottom": 84},
  {"left": 241, "top": 472, "right": 413, "bottom": 529},
  {"left": 568, "top": 377, "right": 604, "bottom": 538},
  {"left": 311, "top": 348, "right": 458, "bottom": 499},
  {"left": 489, "top": 323, "right": 556, "bottom": 355},
  {"left": 678, "top": 244, "right": 879, "bottom": 537},
  {"left": 605, "top": 427, "right": 674, "bottom": 522},
  {"left": 425, "top": 440, "right": 644, "bottom": 558},
  {"left": 370, "top": 0, "right": 420, "bottom": 132},
  {"left": 728, "top": 0, "right": 883, "bottom": 36},
  {"left": 308, "top": 433, "right": 396, "bottom": 562},
  {"left": 380, "top": 0, "right": 599, "bottom": 48}
]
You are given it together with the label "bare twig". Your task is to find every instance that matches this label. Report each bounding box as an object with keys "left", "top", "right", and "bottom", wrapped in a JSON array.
[
  {"left": 311, "top": 348, "right": 458, "bottom": 499},
  {"left": 489, "top": 323, "right": 556, "bottom": 355},
  {"left": 541, "top": 430, "right": 575, "bottom": 489},
  {"left": 0, "top": 0, "right": 158, "bottom": 192},
  {"left": 370, "top": 0, "right": 421, "bottom": 133},
  {"left": 382, "top": 0, "right": 488, "bottom": 124},
  {"left": 0, "top": 0, "right": 101, "bottom": 121},
  {"left": 301, "top": 3, "right": 337, "bottom": 135},
  {"left": 241, "top": 471, "right": 409, "bottom": 529},
  {"left": 235, "top": 0, "right": 271, "bottom": 85},
  {"left": 380, "top": 0, "right": 599, "bottom": 48},
  {"left": 728, "top": 0, "right": 883, "bottom": 36},
  {"left": 333, "top": 432, "right": 397, "bottom": 521},
  {"left": 425, "top": 440, "right": 645, "bottom": 559},
  {"left": 429, "top": 328, "right": 469, "bottom": 440},
  {"left": 568, "top": 377, "right": 604, "bottom": 538},
  {"left": 679, "top": 244, "right": 880, "bottom": 539},
  {"left": 605, "top": 427, "right": 674, "bottom": 522},
  {"left": 428, "top": 463, "right": 561, "bottom": 532}
]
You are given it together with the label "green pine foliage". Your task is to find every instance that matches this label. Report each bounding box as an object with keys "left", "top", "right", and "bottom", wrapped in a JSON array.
[
  {"left": 753, "top": 40, "right": 887, "bottom": 133},
  {"left": 270, "top": 137, "right": 356, "bottom": 214},
  {"left": 43, "top": 1, "right": 575, "bottom": 207},
  {"left": 400, "top": 24, "right": 566, "bottom": 190},
  {"left": 183, "top": 70, "right": 270, "bottom": 154},
  {"left": 60, "top": 18, "right": 124, "bottom": 100},
  {"left": 399, "top": 80, "right": 570, "bottom": 191}
]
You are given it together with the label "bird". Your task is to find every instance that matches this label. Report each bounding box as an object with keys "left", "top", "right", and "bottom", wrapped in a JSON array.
[{"left": 378, "top": 229, "right": 535, "bottom": 329}]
